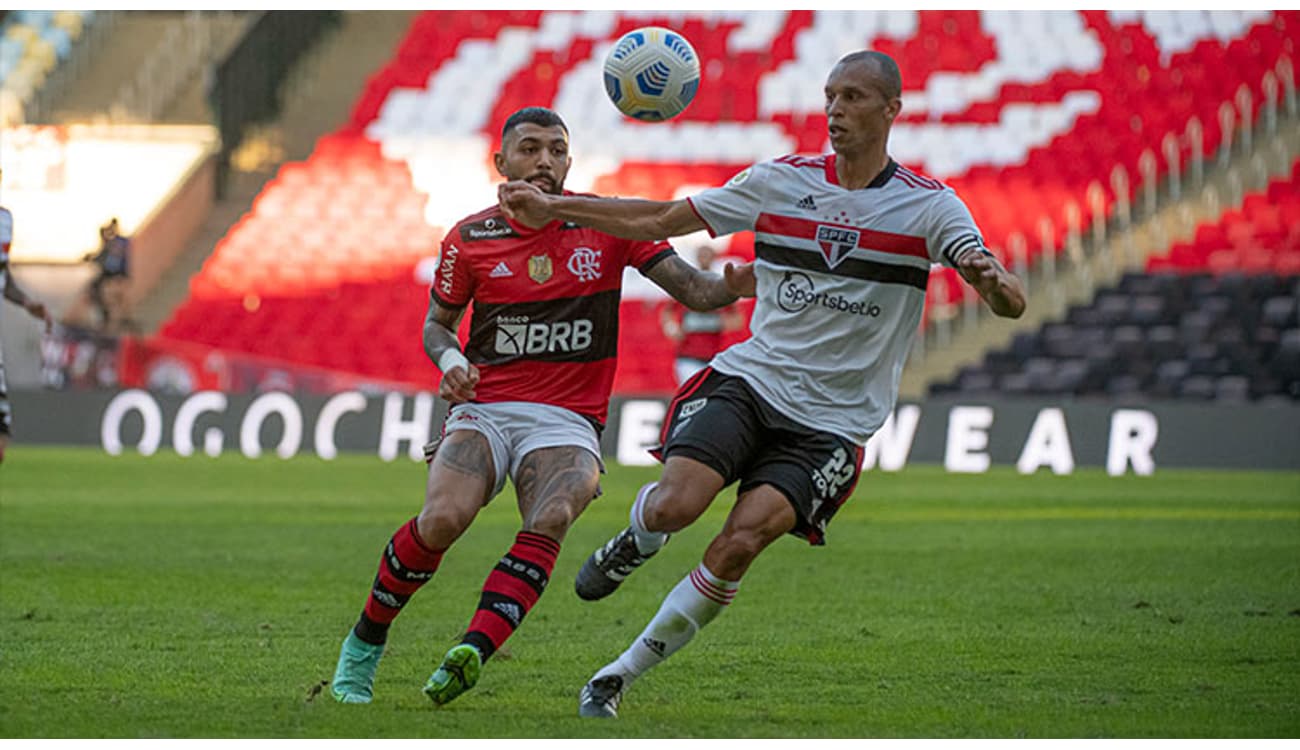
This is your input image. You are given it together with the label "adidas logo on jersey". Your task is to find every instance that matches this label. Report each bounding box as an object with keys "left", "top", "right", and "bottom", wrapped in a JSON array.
[
  {"left": 796, "top": 194, "right": 818, "bottom": 210},
  {"left": 489, "top": 262, "right": 514, "bottom": 278}
]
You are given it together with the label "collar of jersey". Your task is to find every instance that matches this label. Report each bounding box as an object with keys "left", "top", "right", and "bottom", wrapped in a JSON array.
[{"left": 823, "top": 155, "right": 897, "bottom": 189}]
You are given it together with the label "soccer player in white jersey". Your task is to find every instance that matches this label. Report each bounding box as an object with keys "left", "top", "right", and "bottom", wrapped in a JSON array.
[
  {"left": 0, "top": 170, "right": 54, "bottom": 464},
  {"left": 500, "top": 50, "right": 1026, "bottom": 718}
]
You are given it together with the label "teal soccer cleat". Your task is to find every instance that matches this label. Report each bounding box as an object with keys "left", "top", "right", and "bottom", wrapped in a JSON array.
[
  {"left": 331, "top": 632, "right": 385, "bottom": 704},
  {"left": 422, "top": 643, "right": 483, "bottom": 706}
]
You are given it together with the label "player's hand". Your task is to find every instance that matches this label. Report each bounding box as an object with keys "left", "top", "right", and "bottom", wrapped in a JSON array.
[
  {"left": 498, "top": 180, "right": 554, "bottom": 228},
  {"left": 26, "top": 301, "right": 52, "bottom": 332},
  {"left": 957, "top": 251, "right": 1026, "bottom": 319},
  {"left": 439, "top": 363, "right": 480, "bottom": 404},
  {"left": 723, "top": 261, "right": 756, "bottom": 298},
  {"left": 956, "top": 252, "right": 1001, "bottom": 296}
]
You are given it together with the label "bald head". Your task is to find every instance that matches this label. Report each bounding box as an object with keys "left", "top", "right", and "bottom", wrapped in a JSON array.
[{"left": 835, "top": 51, "right": 902, "bottom": 100}]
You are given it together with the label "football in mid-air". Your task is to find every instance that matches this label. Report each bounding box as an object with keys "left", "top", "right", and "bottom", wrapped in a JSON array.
[{"left": 602, "top": 26, "right": 700, "bottom": 122}]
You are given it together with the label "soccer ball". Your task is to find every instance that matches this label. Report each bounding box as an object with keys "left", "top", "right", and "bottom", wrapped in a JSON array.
[{"left": 602, "top": 27, "right": 701, "bottom": 122}]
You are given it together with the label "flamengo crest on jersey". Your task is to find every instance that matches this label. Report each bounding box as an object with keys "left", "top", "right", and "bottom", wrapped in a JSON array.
[
  {"left": 433, "top": 201, "right": 673, "bottom": 425},
  {"left": 687, "top": 154, "right": 988, "bottom": 445}
]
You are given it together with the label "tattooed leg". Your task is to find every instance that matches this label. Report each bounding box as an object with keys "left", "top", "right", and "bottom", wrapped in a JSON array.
[
  {"left": 514, "top": 446, "right": 602, "bottom": 543},
  {"left": 425, "top": 444, "right": 599, "bottom": 676},
  {"left": 415, "top": 430, "right": 497, "bottom": 550}
]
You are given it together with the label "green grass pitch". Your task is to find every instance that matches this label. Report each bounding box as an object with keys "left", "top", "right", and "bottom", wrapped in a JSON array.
[{"left": 1, "top": 447, "right": 1297, "bottom": 738}]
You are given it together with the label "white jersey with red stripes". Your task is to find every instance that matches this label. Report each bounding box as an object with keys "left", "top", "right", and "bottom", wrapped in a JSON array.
[{"left": 686, "top": 154, "right": 986, "bottom": 445}]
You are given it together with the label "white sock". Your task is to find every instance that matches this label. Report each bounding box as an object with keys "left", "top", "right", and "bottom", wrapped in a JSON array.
[
  {"left": 594, "top": 563, "right": 739, "bottom": 685},
  {"left": 629, "top": 482, "right": 669, "bottom": 554}
]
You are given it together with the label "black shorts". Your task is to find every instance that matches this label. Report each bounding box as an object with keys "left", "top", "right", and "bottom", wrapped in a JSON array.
[{"left": 652, "top": 367, "right": 864, "bottom": 546}]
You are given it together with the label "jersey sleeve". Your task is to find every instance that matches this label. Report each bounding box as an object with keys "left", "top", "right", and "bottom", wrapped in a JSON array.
[
  {"left": 626, "top": 238, "right": 675, "bottom": 274},
  {"left": 927, "top": 189, "right": 992, "bottom": 269},
  {"left": 430, "top": 232, "right": 473, "bottom": 309},
  {"left": 685, "top": 160, "right": 771, "bottom": 237}
]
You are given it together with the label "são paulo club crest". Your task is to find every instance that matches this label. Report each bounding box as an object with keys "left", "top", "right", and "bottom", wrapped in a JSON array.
[{"left": 816, "top": 225, "right": 860, "bottom": 269}]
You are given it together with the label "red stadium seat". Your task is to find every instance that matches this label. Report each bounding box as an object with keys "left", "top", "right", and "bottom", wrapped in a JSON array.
[{"left": 1148, "top": 156, "right": 1300, "bottom": 274}]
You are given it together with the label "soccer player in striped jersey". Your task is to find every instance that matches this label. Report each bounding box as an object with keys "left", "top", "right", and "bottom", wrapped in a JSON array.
[
  {"left": 330, "top": 107, "right": 749, "bottom": 707},
  {"left": 499, "top": 51, "right": 1026, "bottom": 718},
  {"left": 0, "top": 173, "right": 54, "bottom": 465}
]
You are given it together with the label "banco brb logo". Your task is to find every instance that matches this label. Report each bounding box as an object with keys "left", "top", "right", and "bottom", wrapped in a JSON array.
[{"left": 496, "top": 318, "right": 594, "bottom": 355}]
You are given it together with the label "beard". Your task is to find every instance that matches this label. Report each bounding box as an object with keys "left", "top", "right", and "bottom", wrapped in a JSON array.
[{"left": 525, "top": 173, "right": 562, "bottom": 195}]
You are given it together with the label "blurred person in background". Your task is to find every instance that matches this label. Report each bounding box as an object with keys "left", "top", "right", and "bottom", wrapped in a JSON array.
[
  {"left": 1, "top": 168, "right": 54, "bottom": 464},
  {"left": 82, "top": 217, "right": 131, "bottom": 332},
  {"left": 660, "top": 243, "right": 744, "bottom": 385}
]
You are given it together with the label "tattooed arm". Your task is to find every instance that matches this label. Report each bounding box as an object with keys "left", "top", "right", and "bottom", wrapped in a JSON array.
[{"left": 424, "top": 297, "right": 479, "bottom": 403}]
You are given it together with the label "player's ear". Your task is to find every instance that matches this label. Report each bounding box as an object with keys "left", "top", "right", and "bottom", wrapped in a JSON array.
[
  {"left": 885, "top": 96, "right": 901, "bottom": 123},
  {"left": 493, "top": 151, "right": 508, "bottom": 179}
]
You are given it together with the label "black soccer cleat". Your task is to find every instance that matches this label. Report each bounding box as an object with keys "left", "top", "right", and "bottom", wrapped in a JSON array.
[
  {"left": 578, "top": 674, "right": 625, "bottom": 718},
  {"left": 574, "top": 527, "right": 663, "bottom": 601}
]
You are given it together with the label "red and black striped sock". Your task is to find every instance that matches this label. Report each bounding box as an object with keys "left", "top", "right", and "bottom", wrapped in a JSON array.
[
  {"left": 461, "top": 531, "right": 560, "bottom": 661},
  {"left": 353, "top": 517, "right": 445, "bottom": 645}
]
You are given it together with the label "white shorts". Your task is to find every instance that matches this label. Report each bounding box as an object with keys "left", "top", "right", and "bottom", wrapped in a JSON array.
[{"left": 440, "top": 401, "right": 604, "bottom": 499}]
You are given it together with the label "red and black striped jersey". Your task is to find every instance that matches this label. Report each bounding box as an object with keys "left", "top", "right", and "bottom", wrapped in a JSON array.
[{"left": 432, "top": 198, "right": 674, "bottom": 425}]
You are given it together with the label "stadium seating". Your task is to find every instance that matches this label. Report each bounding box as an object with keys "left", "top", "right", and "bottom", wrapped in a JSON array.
[
  {"left": 152, "top": 10, "right": 1300, "bottom": 395},
  {"left": 1148, "top": 159, "right": 1300, "bottom": 276},
  {"left": 933, "top": 158, "right": 1300, "bottom": 402},
  {"left": 0, "top": 10, "right": 94, "bottom": 124}
]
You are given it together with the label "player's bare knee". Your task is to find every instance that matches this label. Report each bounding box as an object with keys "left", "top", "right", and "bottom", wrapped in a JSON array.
[
  {"left": 516, "top": 446, "right": 599, "bottom": 539},
  {"left": 522, "top": 494, "right": 585, "bottom": 541},
  {"left": 645, "top": 475, "right": 711, "bottom": 531},
  {"left": 416, "top": 500, "right": 473, "bottom": 549}
]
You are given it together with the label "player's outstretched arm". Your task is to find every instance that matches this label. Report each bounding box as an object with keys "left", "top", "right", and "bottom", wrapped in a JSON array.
[
  {"left": 499, "top": 181, "right": 706, "bottom": 241},
  {"left": 957, "top": 252, "right": 1026, "bottom": 318},
  {"left": 423, "top": 297, "right": 479, "bottom": 403},
  {"left": 644, "top": 255, "right": 747, "bottom": 311},
  {"left": 2, "top": 264, "right": 52, "bottom": 332}
]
